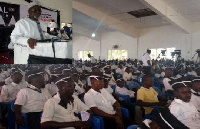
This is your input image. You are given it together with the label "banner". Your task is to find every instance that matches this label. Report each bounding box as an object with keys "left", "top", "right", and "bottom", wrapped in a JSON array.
[{"left": 0, "top": 2, "right": 58, "bottom": 27}]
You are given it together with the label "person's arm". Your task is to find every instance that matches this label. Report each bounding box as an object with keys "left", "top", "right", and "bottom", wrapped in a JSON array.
[
  {"left": 158, "top": 95, "right": 168, "bottom": 102},
  {"left": 90, "top": 107, "right": 115, "bottom": 119},
  {"left": 113, "top": 101, "right": 122, "bottom": 119},
  {"left": 147, "top": 60, "right": 151, "bottom": 67},
  {"left": 14, "top": 105, "right": 25, "bottom": 126},
  {"left": 0, "top": 86, "right": 9, "bottom": 102},
  {"left": 137, "top": 100, "right": 164, "bottom": 107}
]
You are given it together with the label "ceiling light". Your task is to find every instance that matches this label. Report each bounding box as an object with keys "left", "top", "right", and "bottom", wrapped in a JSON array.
[{"left": 92, "top": 33, "right": 96, "bottom": 37}]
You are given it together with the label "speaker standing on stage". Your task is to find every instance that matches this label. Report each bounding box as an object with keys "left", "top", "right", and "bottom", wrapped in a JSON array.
[
  {"left": 142, "top": 49, "right": 152, "bottom": 74},
  {"left": 10, "top": 1, "right": 52, "bottom": 64}
]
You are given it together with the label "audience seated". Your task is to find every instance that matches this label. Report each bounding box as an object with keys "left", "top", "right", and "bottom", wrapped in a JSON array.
[
  {"left": 41, "top": 77, "right": 91, "bottom": 129},
  {"left": 169, "top": 81, "right": 200, "bottom": 129}
]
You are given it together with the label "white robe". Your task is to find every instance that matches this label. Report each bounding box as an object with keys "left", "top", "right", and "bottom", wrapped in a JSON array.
[{"left": 10, "top": 18, "right": 50, "bottom": 64}]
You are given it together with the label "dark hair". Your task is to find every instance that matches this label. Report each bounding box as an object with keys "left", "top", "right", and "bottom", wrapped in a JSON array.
[{"left": 142, "top": 74, "right": 152, "bottom": 82}]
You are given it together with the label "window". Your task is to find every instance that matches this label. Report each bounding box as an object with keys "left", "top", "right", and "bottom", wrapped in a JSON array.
[
  {"left": 108, "top": 50, "right": 128, "bottom": 60},
  {"left": 150, "top": 47, "right": 175, "bottom": 60},
  {"left": 78, "top": 51, "right": 93, "bottom": 61}
]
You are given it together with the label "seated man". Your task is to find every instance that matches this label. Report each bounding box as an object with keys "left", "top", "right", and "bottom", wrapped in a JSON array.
[
  {"left": 115, "top": 78, "right": 135, "bottom": 99},
  {"left": 84, "top": 74, "right": 134, "bottom": 129},
  {"left": 1, "top": 71, "right": 23, "bottom": 102},
  {"left": 190, "top": 78, "right": 200, "bottom": 111},
  {"left": 14, "top": 70, "right": 51, "bottom": 129},
  {"left": 41, "top": 77, "right": 91, "bottom": 129},
  {"left": 71, "top": 73, "right": 85, "bottom": 97},
  {"left": 103, "top": 77, "right": 113, "bottom": 94},
  {"left": 137, "top": 75, "right": 168, "bottom": 115},
  {"left": 169, "top": 81, "right": 200, "bottom": 129}
]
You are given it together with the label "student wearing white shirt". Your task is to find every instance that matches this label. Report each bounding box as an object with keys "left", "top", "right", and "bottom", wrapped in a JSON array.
[
  {"left": 190, "top": 79, "right": 200, "bottom": 111},
  {"left": 71, "top": 73, "right": 85, "bottom": 99},
  {"left": 84, "top": 75, "right": 124, "bottom": 129},
  {"left": 1, "top": 72, "right": 23, "bottom": 102},
  {"left": 10, "top": 3, "right": 52, "bottom": 64},
  {"left": 45, "top": 74, "right": 60, "bottom": 96},
  {"left": 169, "top": 81, "right": 200, "bottom": 129},
  {"left": 142, "top": 49, "right": 152, "bottom": 74},
  {"left": 14, "top": 70, "right": 51, "bottom": 129},
  {"left": 163, "top": 68, "right": 174, "bottom": 92},
  {"left": 103, "top": 65, "right": 116, "bottom": 86},
  {"left": 115, "top": 79, "right": 135, "bottom": 98},
  {"left": 115, "top": 65, "right": 124, "bottom": 77},
  {"left": 103, "top": 77, "right": 113, "bottom": 94},
  {"left": 41, "top": 77, "right": 91, "bottom": 129}
]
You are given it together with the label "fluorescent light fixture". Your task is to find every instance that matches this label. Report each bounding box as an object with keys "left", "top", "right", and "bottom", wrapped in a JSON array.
[{"left": 92, "top": 33, "right": 96, "bottom": 37}]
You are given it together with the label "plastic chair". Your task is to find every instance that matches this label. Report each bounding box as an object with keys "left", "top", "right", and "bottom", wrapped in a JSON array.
[
  {"left": 91, "top": 116, "right": 101, "bottom": 129},
  {"left": 11, "top": 99, "right": 29, "bottom": 129},
  {"left": 127, "top": 125, "right": 138, "bottom": 129}
]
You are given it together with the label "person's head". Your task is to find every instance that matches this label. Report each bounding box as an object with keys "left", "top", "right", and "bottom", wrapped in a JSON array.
[
  {"left": 118, "top": 64, "right": 122, "bottom": 69},
  {"left": 62, "top": 69, "right": 71, "bottom": 77},
  {"left": 11, "top": 72, "right": 23, "bottom": 84},
  {"left": 116, "top": 79, "right": 125, "bottom": 88},
  {"left": 195, "top": 68, "right": 200, "bottom": 76},
  {"left": 142, "top": 74, "right": 153, "bottom": 88},
  {"left": 28, "top": 4, "right": 41, "bottom": 20},
  {"left": 147, "top": 49, "right": 151, "bottom": 54},
  {"left": 56, "top": 78, "right": 74, "bottom": 97},
  {"left": 150, "top": 121, "right": 161, "bottom": 129},
  {"left": 125, "top": 67, "right": 131, "bottom": 73},
  {"left": 90, "top": 75, "right": 104, "bottom": 92},
  {"left": 88, "top": 54, "right": 91, "bottom": 58},
  {"left": 192, "top": 79, "right": 200, "bottom": 92},
  {"left": 103, "top": 78, "right": 110, "bottom": 88},
  {"left": 71, "top": 73, "right": 79, "bottom": 82},
  {"left": 27, "top": 70, "right": 45, "bottom": 89},
  {"left": 92, "top": 66, "right": 101, "bottom": 73},
  {"left": 165, "top": 68, "right": 173, "bottom": 77},
  {"left": 50, "top": 74, "right": 60, "bottom": 83},
  {"left": 172, "top": 82, "right": 191, "bottom": 102},
  {"left": 104, "top": 66, "right": 111, "bottom": 74}
]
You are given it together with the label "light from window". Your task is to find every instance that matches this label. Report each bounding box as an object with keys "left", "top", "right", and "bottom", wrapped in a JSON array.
[
  {"left": 108, "top": 50, "right": 128, "bottom": 60},
  {"left": 150, "top": 47, "right": 175, "bottom": 60},
  {"left": 78, "top": 51, "right": 93, "bottom": 61}
]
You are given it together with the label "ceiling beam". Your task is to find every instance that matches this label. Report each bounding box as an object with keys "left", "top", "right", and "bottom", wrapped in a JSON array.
[
  {"left": 139, "top": 0, "right": 191, "bottom": 33},
  {"left": 73, "top": 1, "right": 138, "bottom": 38}
]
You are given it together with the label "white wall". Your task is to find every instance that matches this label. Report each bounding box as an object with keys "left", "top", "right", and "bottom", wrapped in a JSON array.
[
  {"left": 73, "top": 33, "right": 100, "bottom": 60},
  {"left": 100, "top": 31, "right": 138, "bottom": 60},
  {"left": 138, "top": 25, "right": 197, "bottom": 60},
  {"left": 0, "top": 0, "right": 72, "bottom": 24}
]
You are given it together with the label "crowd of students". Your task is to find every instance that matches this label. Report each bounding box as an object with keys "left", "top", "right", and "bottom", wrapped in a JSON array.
[{"left": 0, "top": 59, "right": 199, "bottom": 129}]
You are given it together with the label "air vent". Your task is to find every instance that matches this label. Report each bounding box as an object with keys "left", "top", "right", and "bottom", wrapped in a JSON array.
[{"left": 128, "top": 8, "right": 157, "bottom": 18}]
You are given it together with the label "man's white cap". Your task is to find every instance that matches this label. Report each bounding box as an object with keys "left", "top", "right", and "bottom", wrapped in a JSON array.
[{"left": 28, "top": 0, "right": 39, "bottom": 9}]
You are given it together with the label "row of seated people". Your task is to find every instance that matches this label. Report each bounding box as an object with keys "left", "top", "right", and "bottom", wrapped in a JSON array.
[{"left": 0, "top": 63, "right": 200, "bottom": 129}]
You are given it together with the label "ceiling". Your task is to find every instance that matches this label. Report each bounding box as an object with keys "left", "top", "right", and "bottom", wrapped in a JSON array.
[
  {"left": 73, "top": 0, "right": 200, "bottom": 34},
  {"left": 73, "top": 9, "right": 116, "bottom": 33},
  {"left": 162, "top": 0, "right": 200, "bottom": 22}
]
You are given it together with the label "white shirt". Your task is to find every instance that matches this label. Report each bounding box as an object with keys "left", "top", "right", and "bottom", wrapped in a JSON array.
[
  {"left": 90, "top": 56, "right": 96, "bottom": 63},
  {"left": 84, "top": 88, "right": 116, "bottom": 115},
  {"left": 123, "top": 72, "right": 134, "bottom": 81},
  {"left": 190, "top": 89, "right": 200, "bottom": 111},
  {"left": 49, "top": 21, "right": 57, "bottom": 31},
  {"left": 111, "top": 65, "right": 118, "bottom": 70},
  {"left": 74, "top": 81, "right": 85, "bottom": 95},
  {"left": 41, "top": 93, "right": 89, "bottom": 129},
  {"left": 116, "top": 68, "right": 124, "bottom": 75},
  {"left": 105, "top": 86, "right": 113, "bottom": 94},
  {"left": 10, "top": 18, "right": 50, "bottom": 64},
  {"left": 5, "top": 77, "right": 13, "bottom": 85},
  {"left": 163, "top": 78, "right": 173, "bottom": 91},
  {"left": 45, "top": 82, "right": 59, "bottom": 96},
  {"left": 116, "top": 86, "right": 135, "bottom": 98},
  {"left": 76, "top": 67, "right": 83, "bottom": 73},
  {"left": 169, "top": 99, "right": 200, "bottom": 129},
  {"left": 15, "top": 85, "right": 51, "bottom": 113},
  {"left": 0, "top": 82, "right": 22, "bottom": 102},
  {"left": 142, "top": 53, "right": 151, "bottom": 66},
  {"left": 103, "top": 73, "right": 116, "bottom": 86}
]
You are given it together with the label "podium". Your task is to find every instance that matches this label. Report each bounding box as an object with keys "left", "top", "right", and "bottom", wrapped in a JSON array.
[{"left": 14, "top": 41, "right": 72, "bottom": 64}]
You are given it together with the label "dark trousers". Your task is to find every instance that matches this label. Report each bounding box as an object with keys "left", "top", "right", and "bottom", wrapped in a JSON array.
[
  {"left": 26, "top": 112, "right": 42, "bottom": 129},
  {"left": 103, "top": 115, "right": 135, "bottom": 129},
  {"left": 143, "top": 66, "right": 151, "bottom": 75}
]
